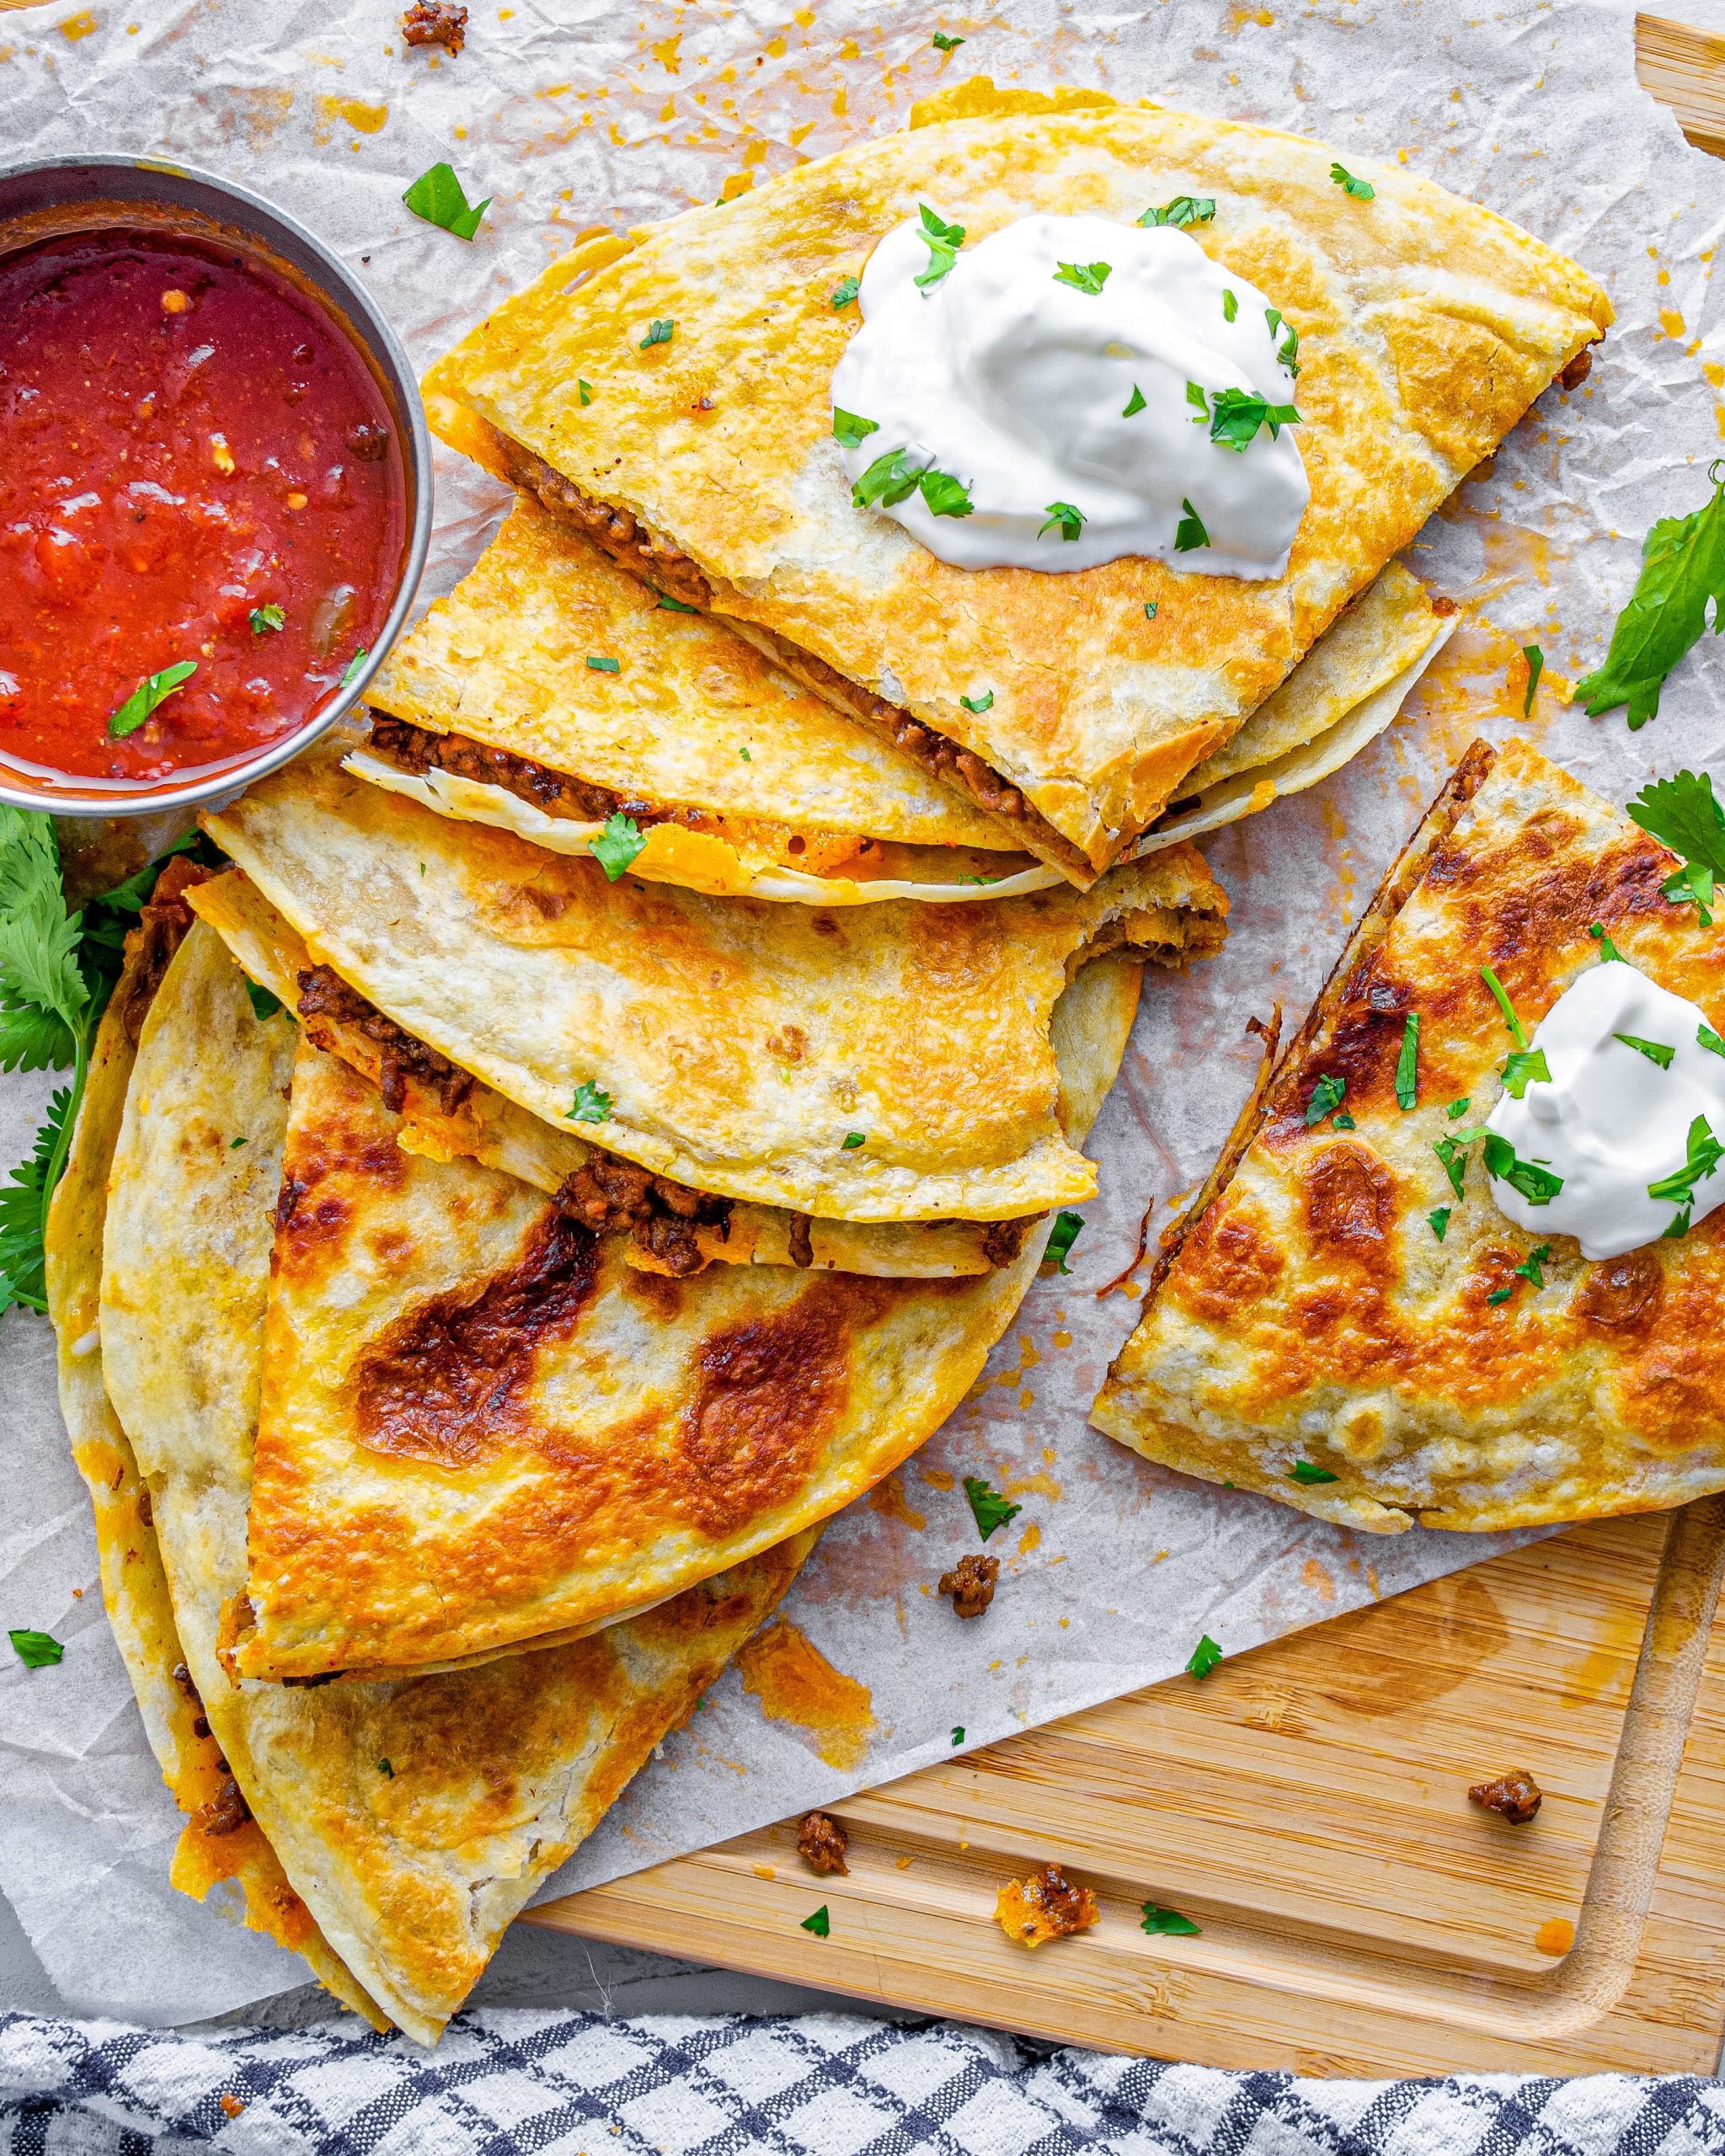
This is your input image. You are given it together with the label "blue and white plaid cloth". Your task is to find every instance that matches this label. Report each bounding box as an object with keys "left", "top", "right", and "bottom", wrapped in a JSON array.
[{"left": 1, "top": 2009, "right": 1721, "bottom": 2155}]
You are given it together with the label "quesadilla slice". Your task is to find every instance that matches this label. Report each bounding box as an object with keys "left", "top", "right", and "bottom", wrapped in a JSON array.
[
  {"left": 203, "top": 743, "right": 1226, "bottom": 1225},
  {"left": 423, "top": 79, "right": 1608, "bottom": 883},
  {"left": 79, "top": 912, "right": 817, "bottom": 2041},
  {"left": 210, "top": 926, "right": 1142, "bottom": 1684},
  {"left": 1092, "top": 738, "right": 1725, "bottom": 1533},
  {"left": 354, "top": 497, "right": 1451, "bottom": 896}
]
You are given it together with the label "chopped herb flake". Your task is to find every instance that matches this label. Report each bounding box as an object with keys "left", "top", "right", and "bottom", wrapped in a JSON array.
[
  {"left": 1038, "top": 500, "right": 1085, "bottom": 543},
  {"left": 1222, "top": 288, "right": 1237, "bottom": 322},
  {"left": 108, "top": 660, "right": 196, "bottom": 739},
  {"left": 1044, "top": 1209, "right": 1084, "bottom": 1273},
  {"left": 1054, "top": 259, "right": 1112, "bottom": 295},
  {"left": 801, "top": 1906, "right": 830, "bottom": 1937},
  {"left": 656, "top": 591, "right": 697, "bottom": 612},
  {"left": 1648, "top": 1113, "right": 1725, "bottom": 1230},
  {"left": 1521, "top": 643, "right": 1545, "bottom": 717},
  {"left": 852, "top": 447, "right": 972, "bottom": 519},
  {"left": 951, "top": 1726, "right": 965, "bottom": 1745},
  {"left": 248, "top": 604, "right": 285, "bottom": 636},
  {"left": 1482, "top": 1130, "right": 1564, "bottom": 1205},
  {"left": 917, "top": 467, "right": 974, "bottom": 519},
  {"left": 830, "top": 275, "right": 861, "bottom": 311},
  {"left": 1501, "top": 1048, "right": 1551, "bottom": 1098},
  {"left": 590, "top": 813, "right": 646, "bottom": 882},
  {"left": 1480, "top": 965, "right": 1529, "bottom": 1050},
  {"left": 1626, "top": 769, "right": 1725, "bottom": 925},
  {"left": 1186, "top": 1634, "right": 1224, "bottom": 1680},
  {"left": 739, "top": 746, "right": 751, "bottom": 761},
  {"left": 639, "top": 318, "right": 675, "bottom": 349},
  {"left": 567, "top": 1080, "right": 612, "bottom": 1123},
  {"left": 1206, "top": 387, "right": 1300, "bottom": 453},
  {"left": 1434, "top": 1134, "right": 1471, "bottom": 1199},
  {"left": 1332, "top": 1112, "right": 1357, "bottom": 1129},
  {"left": 1141, "top": 1903, "right": 1201, "bottom": 1935},
  {"left": 1174, "top": 498, "right": 1210, "bottom": 552},
  {"left": 1139, "top": 195, "right": 1215, "bottom": 228},
  {"left": 960, "top": 690, "right": 994, "bottom": 714},
  {"left": 1305, "top": 1072, "right": 1346, "bottom": 1126},
  {"left": 1123, "top": 384, "right": 1147, "bottom": 418},
  {"left": 915, "top": 205, "right": 967, "bottom": 289},
  {"left": 831, "top": 406, "right": 879, "bottom": 450},
  {"left": 1589, "top": 921, "right": 1624, "bottom": 960},
  {"left": 378, "top": 1758, "right": 394, "bottom": 1777},
  {"left": 1615, "top": 1032, "right": 1675, "bottom": 1070},
  {"left": 245, "top": 982, "right": 282, "bottom": 1024},
  {"left": 841, "top": 1130, "right": 866, "bottom": 1149},
  {"left": 1330, "top": 162, "right": 1375, "bottom": 200},
  {"left": 1447, "top": 1097, "right": 1472, "bottom": 1119},
  {"left": 1144, "top": 601, "right": 1158, "bottom": 621},
  {"left": 1516, "top": 1241, "right": 1552, "bottom": 1289},
  {"left": 1395, "top": 1013, "right": 1419, "bottom": 1111},
  {"left": 1429, "top": 1205, "right": 1451, "bottom": 1241},
  {"left": 1487, "top": 1284, "right": 1514, "bottom": 1306},
  {"left": 579, "top": 379, "right": 593, "bottom": 405},
  {"left": 1578, "top": 467, "right": 1725, "bottom": 730},
  {"left": 1265, "top": 307, "right": 1300, "bottom": 376},
  {"left": 339, "top": 648, "right": 369, "bottom": 688},
  {"left": 1185, "top": 381, "right": 1210, "bottom": 422},
  {"left": 1290, "top": 1460, "right": 1338, "bottom": 1485},
  {"left": 403, "top": 161, "right": 492, "bottom": 239},
  {"left": 932, "top": 28, "right": 964, "bottom": 48},
  {"left": 964, "top": 1475, "right": 1021, "bottom": 1543},
  {"left": 1700, "top": 1023, "right": 1725, "bottom": 1059},
  {"left": 585, "top": 654, "right": 620, "bottom": 673},
  {"left": 8, "top": 1629, "right": 62, "bottom": 1669},
  {"left": 229, "top": 1134, "right": 247, "bottom": 1149}
]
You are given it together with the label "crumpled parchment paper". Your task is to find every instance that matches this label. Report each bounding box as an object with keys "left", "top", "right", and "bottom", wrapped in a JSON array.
[{"left": 0, "top": 0, "right": 1719, "bottom": 2026}]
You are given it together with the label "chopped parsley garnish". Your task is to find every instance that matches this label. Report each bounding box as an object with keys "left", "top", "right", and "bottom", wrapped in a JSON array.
[
  {"left": 339, "top": 648, "right": 369, "bottom": 688},
  {"left": 830, "top": 275, "right": 861, "bottom": 311},
  {"left": 8, "top": 1629, "right": 62, "bottom": 1669},
  {"left": 1521, "top": 643, "right": 1544, "bottom": 717},
  {"left": 248, "top": 605, "right": 285, "bottom": 636},
  {"left": 1577, "top": 467, "right": 1725, "bottom": 729},
  {"left": 963, "top": 1474, "right": 1021, "bottom": 1543},
  {"left": 1123, "top": 385, "right": 1146, "bottom": 418},
  {"left": 1332, "top": 1112, "right": 1357, "bottom": 1129},
  {"left": 656, "top": 591, "right": 697, "bottom": 612},
  {"left": 1626, "top": 769, "right": 1725, "bottom": 924},
  {"left": 914, "top": 205, "right": 966, "bottom": 289},
  {"left": 1501, "top": 1049, "right": 1551, "bottom": 1099},
  {"left": 1589, "top": 921, "right": 1625, "bottom": 960},
  {"left": 801, "top": 1906, "right": 830, "bottom": 1937},
  {"left": 639, "top": 318, "right": 675, "bottom": 349},
  {"left": 739, "top": 747, "right": 751, "bottom": 761},
  {"left": 1221, "top": 288, "right": 1237, "bottom": 323},
  {"left": 229, "top": 1135, "right": 248, "bottom": 1149},
  {"left": 1186, "top": 1634, "right": 1224, "bottom": 1680},
  {"left": 1429, "top": 1206, "right": 1451, "bottom": 1241},
  {"left": 1139, "top": 195, "right": 1215, "bottom": 228},
  {"left": 841, "top": 1130, "right": 866, "bottom": 1149},
  {"left": 1481, "top": 965, "right": 1529, "bottom": 1050},
  {"left": 585, "top": 654, "right": 621, "bottom": 673},
  {"left": 1330, "top": 162, "right": 1375, "bottom": 200},
  {"left": 1486, "top": 1283, "right": 1513, "bottom": 1306},
  {"left": 1140, "top": 1903, "right": 1201, "bottom": 1935},
  {"left": 852, "top": 448, "right": 972, "bottom": 519},
  {"left": 1482, "top": 1131, "right": 1563, "bottom": 1205},
  {"left": 1305, "top": 1072, "right": 1346, "bottom": 1126},
  {"left": 1039, "top": 501, "right": 1085, "bottom": 542},
  {"left": 932, "top": 29, "right": 964, "bottom": 49},
  {"left": 403, "top": 161, "right": 492, "bottom": 240},
  {"left": 1648, "top": 1112, "right": 1724, "bottom": 1235},
  {"left": 951, "top": 1726, "right": 964, "bottom": 1746},
  {"left": 1615, "top": 1032, "right": 1675, "bottom": 1070},
  {"left": 245, "top": 982, "right": 282, "bottom": 1023},
  {"left": 1395, "top": 1012, "right": 1419, "bottom": 1110},
  {"left": 1044, "top": 1209, "right": 1084, "bottom": 1273},
  {"left": 1054, "top": 259, "right": 1112, "bottom": 295},
  {"left": 590, "top": 813, "right": 646, "bottom": 882},
  {"left": 1186, "top": 381, "right": 1210, "bottom": 423},
  {"left": 1434, "top": 1129, "right": 1482, "bottom": 1198},
  {"left": 1204, "top": 388, "right": 1300, "bottom": 453},
  {"left": 567, "top": 1080, "right": 612, "bottom": 1123},
  {"left": 1174, "top": 498, "right": 1210, "bottom": 552},
  {"left": 108, "top": 659, "right": 196, "bottom": 739},
  {"left": 1290, "top": 1460, "right": 1338, "bottom": 1485},
  {"left": 378, "top": 1758, "right": 394, "bottom": 1777},
  {"left": 831, "top": 406, "right": 879, "bottom": 450},
  {"left": 1264, "top": 307, "right": 1300, "bottom": 376},
  {"left": 578, "top": 379, "right": 594, "bottom": 405},
  {"left": 960, "top": 690, "right": 994, "bottom": 714},
  {"left": 1144, "top": 601, "right": 1158, "bottom": 621},
  {"left": 1700, "top": 1022, "right": 1725, "bottom": 1059},
  {"left": 1516, "top": 1242, "right": 1551, "bottom": 1289},
  {"left": 1448, "top": 1097, "right": 1472, "bottom": 1119}
]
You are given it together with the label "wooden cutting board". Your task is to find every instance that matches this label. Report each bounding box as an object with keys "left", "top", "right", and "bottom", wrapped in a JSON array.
[{"left": 528, "top": 16, "right": 1725, "bottom": 2075}]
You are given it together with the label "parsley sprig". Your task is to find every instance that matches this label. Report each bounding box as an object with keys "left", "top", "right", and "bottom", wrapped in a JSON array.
[
  {"left": 963, "top": 1474, "right": 1021, "bottom": 1542},
  {"left": 1054, "top": 259, "right": 1111, "bottom": 295},
  {"left": 1204, "top": 387, "right": 1300, "bottom": 453},
  {"left": 1626, "top": 769, "right": 1725, "bottom": 925},
  {"left": 1044, "top": 1209, "right": 1084, "bottom": 1273},
  {"left": 853, "top": 447, "right": 972, "bottom": 520},
  {"left": 1139, "top": 196, "right": 1215, "bottom": 228},
  {"left": 403, "top": 161, "right": 492, "bottom": 240},
  {"left": 914, "top": 205, "right": 966, "bottom": 289},
  {"left": 1481, "top": 965, "right": 1550, "bottom": 1096},
  {"left": 1649, "top": 1112, "right": 1724, "bottom": 1235},
  {"left": 1578, "top": 466, "right": 1725, "bottom": 729}
]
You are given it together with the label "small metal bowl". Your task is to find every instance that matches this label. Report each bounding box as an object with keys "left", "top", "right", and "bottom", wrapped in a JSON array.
[{"left": 0, "top": 152, "right": 432, "bottom": 819}]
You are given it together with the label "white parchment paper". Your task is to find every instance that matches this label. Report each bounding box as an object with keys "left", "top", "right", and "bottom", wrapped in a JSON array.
[{"left": 0, "top": 0, "right": 1722, "bottom": 2026}]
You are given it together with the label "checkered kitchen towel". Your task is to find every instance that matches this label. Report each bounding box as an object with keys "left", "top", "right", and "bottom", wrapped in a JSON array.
[{"left": 2, "top": 2010, "right": 1722, "bottom": 2155}]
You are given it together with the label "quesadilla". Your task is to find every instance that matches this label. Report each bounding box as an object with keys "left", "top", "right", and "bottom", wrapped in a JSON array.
[
  {"left": 422, "top": 77, "right": 1608, "bottom": 884},
  {"left": 202, "top": 742, "right": 1226, "bottom": 1225},
  {"left": 1092, "top": 739, "right": 1725, "bottom": 1533},
  {"left": 72, "top": 907, "right": 816, "bottom": 2041},
  {"left": 198, "top": 922, "right": 1140, "bottom": 1684},
  {"left": 353, "top": 499, "right": 1451, "bottom": 898}
]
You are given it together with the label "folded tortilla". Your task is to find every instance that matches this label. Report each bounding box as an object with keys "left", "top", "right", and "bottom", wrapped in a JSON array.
[
  {"left": 355, "top": 499, "right": 1450, "bottom": 899},
  {"left": 203, "top": 744, "right": 1226, "bottom": 1224},
  {"left": 81, "top": 913, "right": 817, "bottom": 2038},
  {"left": 1092, "top": 739, "right": 1725, "bottom": 1533},
  {"left": 423, "top": 77, "right": 1610, "bottom": 883}
]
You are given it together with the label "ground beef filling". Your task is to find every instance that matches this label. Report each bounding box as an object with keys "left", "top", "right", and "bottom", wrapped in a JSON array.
[
  {"left": 120, "top": 857, "right": 211, "bottom": 1043},
  {"left": 553, "top": 1154, "right": 731, "bottom": 1279},
  {"left": 495, "top": 437, "right": 1044, "bottom": 834},
  {"left": 296, "top": 964, "right": 476, "bottom": 1117}
]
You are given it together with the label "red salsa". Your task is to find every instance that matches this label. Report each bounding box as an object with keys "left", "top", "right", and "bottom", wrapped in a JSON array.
[{"left": 0, "top": 227, "right": 406, "bottom": 785}]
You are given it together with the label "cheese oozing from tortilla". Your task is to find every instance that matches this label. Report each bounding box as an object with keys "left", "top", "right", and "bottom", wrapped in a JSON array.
[
  {"left": 829, "top": 211, "right": 1309, "bottom": 578},
  {"left": 1485, "top": 960, "right": 1725, "bottom": 1258}
]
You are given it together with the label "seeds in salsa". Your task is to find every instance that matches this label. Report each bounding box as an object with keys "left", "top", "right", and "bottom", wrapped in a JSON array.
[{"left": 0, "top": 229, "right": 406, "bottom": 784}]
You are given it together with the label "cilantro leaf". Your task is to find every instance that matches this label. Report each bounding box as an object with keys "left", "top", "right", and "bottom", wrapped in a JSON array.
[
  {"left": 841, "top": 1131, "right": 866, "bottom": 1149},
  {"left": 1626, "top": 770, "right": 1725, "bottom": 924},
  {"left": 1305, "top": 1072, "right": 1345, "bottom": 1126},
  {"left": 1139, "top": 195, "right": 1215, "bottom": 228},
  {"left": 1140, "top": 1903, "right": 1201, "bottom": 1935},
  {"left": 1516, "top": 1241, "right": 1552, "bottom": 1289},
  {"left": 832, "top": 407, "right": 879, "bottom": 450},
  {"left": 1482, "top": 1130, "right": 1563, "bottom": 1205},
  {"left": 853, "top": 447, "right": 969, "bottom": 515},
  {"left": 950, "top": 1726, "right": 964, "bottom": 1745},
  {"left": 1290, "top": 1460, "right": 1338, "bottom": 1485},
  {"left": 639, "top": 318, "right": 675, "bottom": 350},
  {"left": 1044, "top": 1209, "right": 1084, "bottom": 1273},
  {"left": 801, "top": 1905, "right": 830, "bottom": 1937},
  {"left": 1589, "top": 921, "right": 1625, "bottom": 960},
  {"left": 963, "top": 1474, "right": 1021, "bottom": 1542},
  {"left": 1186, "top": 1634, "right": 1224, "bottom": 1680},
  {"left": 830, "top": 275, "right": 860, "bottom": 312},
  {"left": 1434, "top": 1133, "right": 1472, "bottom": 1198},
  {"left": 567, "top": 1080, "right": 612, "bottom": 1123},
  {"left": 1330, "top": 162, "right": 1375, "bottom": 200},
  {"left": 1448, "top": 1097, "right": 1472, "bottom": 1119},
  {"left": 1123, "top": 385, "right": 1147, "bottom": 418},
  {"left": 1174, "top": 498, "right": 1210, "bottom": 552},
  {"left": 1185, "top": 381, "right": 1210, "bottom": 423},
  {"left": 246, "top": 982, "right": 283, "bottom": 1024},
  {"left": 1578, "top": 472, "right": 1725, "bottom": 728},
  {"left": 339, "top": 648, "right": 369, "bottom": 689},
  {"left": 8, "top": 1628, "right": 62, "bottom": 1669},
  {"left": 249, "top": 605, "right": 285, "bottom": 636},
  {"left": 1222, "top": 288, "right": 1237, "bottom": 323},
  {"left": 1039, "top": 501, "right": 1085, "bottom": 542},
  {"left": 916, "top": 468, "right": 973, "bottom": 519},
  {"left": 1648, "top": 1113, "right": 1725, "bottom": 1215},
  {"left": 960, "top": 690, "right": 994, "bottom": 714},
  {"left": 932, "top": 29, "right": 964, "bottom": 49},
  {"left": 1264, "top": 307, "right": 1300, "bottom": 376},
  {"left": 1054, "top": 259, "right": 1112, "bottom": 295},
  {"left": 0, "top": 1086, "right": 72, "bottom": 1313},
  {"left": 1700, "top": 1022, "right": 1725, "bottom": 1059},
  {"left": 1206, "top": 387, "right": 1300, "bottom": 452},
  {"left": 915, "top": 205, "right": 966, "bottom": 289},
  {"left": 578, "top": 380, "right": 594, "bottom": 406},
  {"left": 655, "top": 591, "right": 697, "bottom": 612},
  {"left": 1332, "top": 1112, "right": 1357, "bottom": 1129},
  {"left": 585, "top": 654, "right": 621, "bottom": 674},
  {"left": 1487, "top": 1284, "right": 1514, "bottom": 1306},
  {"left": 1521, "top": 643, "right": 1544, "bottom": 718},
  {"left": 403, "top": 161, "right": 492, "bottom": 240},
  {"left": 1480, "top": 965, "right": 1529, "bottom": 1050},
  {"left": 1615, "top": 1032, "right": 1675, "bottom": 1070},
  {"left": 1429, "top": 1205, "right": 1451, "bottom": 1240},
  {"left": 1395, "top": 1013, "right": 1419, "bottom": 1111},
  {"left": 108, "top": 659, "right": 196, "bottom": 739},
  {"left": 1501, "top": 1048, "right": 1551, "bottom": 1098},
  {"left": 590, "top": 813, "right": 646, "bottom": 882},
  {"left": 1144, "top": 601, "right": 1158, "bottom": 622}
]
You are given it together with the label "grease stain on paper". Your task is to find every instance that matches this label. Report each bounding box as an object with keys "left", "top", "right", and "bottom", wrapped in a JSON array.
[{"left": 737, "top": 1617, "right": 876, "bottom": 1769}]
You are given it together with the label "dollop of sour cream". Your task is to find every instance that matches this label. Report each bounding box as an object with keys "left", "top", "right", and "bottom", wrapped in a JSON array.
[
  {"left": 829, "top": 210, "right": 1310, "bottom": 578},
  {"left": 1485, "top": 961, "right": 1725, "bottom": 1259}
]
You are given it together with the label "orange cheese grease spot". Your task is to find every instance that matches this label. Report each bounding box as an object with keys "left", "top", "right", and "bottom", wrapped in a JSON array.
[
  {"left": 1660, "top": 308, "right": 1686, "bottom": 340},
  {"left": 1004, "top": 1470, "right": 1061, "bottom": 1501},
  {"left": 1535, "top": 1917, "right": 1576, "bottom": 1956},
  {"left": 1017, "top": 1522, "right": 1042, "bottom": 1555},
  {"left": 737, "top": 1618, "right": 875, "bottom": 1770},
  {"left": 1300, "top": 1556, "right": 1335, "bottom": 1604},
  {"left": 867, "top": 1474, "right": 926, "bottom": 1529},
  {"left": 920, "top": 1467, "right": 956, "bottom": 1491},
  {"left": 751, "top": 1862, "right": 775, "bottom": 1879},
  {"left": 60, "top": 8, "right": 98, "bottom": 36},
  {"left": 652, "top": 34, "right": 681, "bottom": 70}
]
